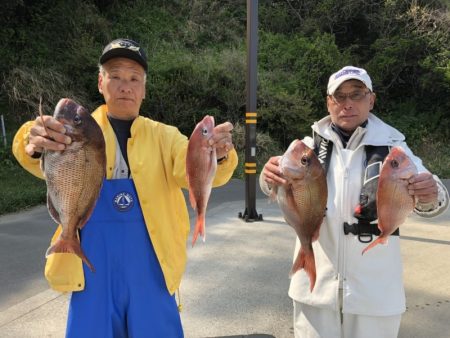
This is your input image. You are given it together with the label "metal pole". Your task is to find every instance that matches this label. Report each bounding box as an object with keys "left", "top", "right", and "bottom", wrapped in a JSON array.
[
  {"left": 239, "top": 0, "right": 262, "bottom": 222},
  {"left": 0, "top": 115, "right": 6, "bottom": 148}
]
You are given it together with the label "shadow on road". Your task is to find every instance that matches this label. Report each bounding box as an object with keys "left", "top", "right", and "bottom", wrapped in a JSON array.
[{"left": 206, "top": 335, "right": 275, "bottom": 338}]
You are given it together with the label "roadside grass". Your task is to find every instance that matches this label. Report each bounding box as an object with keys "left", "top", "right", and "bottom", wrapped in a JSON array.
[
  {"left": 0, "top": 163, "right": 46, "bottom": 216},
  {"left": 412, "top": 138, "right": 450, "bottom": 179}
]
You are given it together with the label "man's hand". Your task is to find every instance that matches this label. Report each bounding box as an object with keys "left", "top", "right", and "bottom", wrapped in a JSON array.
[
  {"left": 210, "top": 122, "right": 234, "bottom": 160},
  {"left": 262, "top": 156, "right": 286, "bottom": 186},
  {"left": 408, "top": 172, "right": 438, "bottom": 205},
  {"left": 25, "top": 115, "right": 71, "bottom": 156}
]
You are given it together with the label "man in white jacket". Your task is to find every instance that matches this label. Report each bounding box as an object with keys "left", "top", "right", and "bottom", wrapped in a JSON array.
[{"left": 260, "top": 66, "right": 449, "bottom": 338}]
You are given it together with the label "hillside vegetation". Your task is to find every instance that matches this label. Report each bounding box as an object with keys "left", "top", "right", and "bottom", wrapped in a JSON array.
[{"left": 1, "top": 0, "right": 449, "bottom": 214}]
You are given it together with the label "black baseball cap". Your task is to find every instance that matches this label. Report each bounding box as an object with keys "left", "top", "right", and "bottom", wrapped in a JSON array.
[{"left": 99, "top": 38, "right": 148, "bottom": 72}]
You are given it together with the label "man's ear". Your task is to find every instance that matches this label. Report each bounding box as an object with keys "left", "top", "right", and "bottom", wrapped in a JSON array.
[
  {"left": 98, "top": 73, "right": 103, "bottom": 94},
  {"left": 326, "top": 95, "right": 333, "bottom": 114},
  {"left": 369, "top": 93, "right": 376, "bottom": 110}
]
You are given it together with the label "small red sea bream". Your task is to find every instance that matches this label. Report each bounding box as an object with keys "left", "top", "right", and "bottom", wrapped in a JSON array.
[
  {"left": 362, "top": 146, "right": 417, "bottom": 255},
  {"left": 274, "top": 139, "right": 327, "bottom": 292},
  {"left": 186, "top": 115, "right": 217, "bottom": 246}
]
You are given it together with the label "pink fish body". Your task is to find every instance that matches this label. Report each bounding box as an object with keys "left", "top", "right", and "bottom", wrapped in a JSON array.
[
  {"left": 275, "top": 140, "right": 327, "bottom": 291},
  {"left": 186, "top": 115, "right": 217, "bottom": 246},
  {"left": 362, "top": 146, "right": 417, "bottom": 254}
]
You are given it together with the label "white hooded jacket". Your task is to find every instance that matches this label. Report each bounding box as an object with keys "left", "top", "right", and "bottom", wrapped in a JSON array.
[{"left": 261, "top": 113, "right": 449, "bottom": 316}]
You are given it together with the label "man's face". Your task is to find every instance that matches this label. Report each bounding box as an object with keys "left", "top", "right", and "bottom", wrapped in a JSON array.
[
  {"left": 326, "top": 80, "right": 375, "bottom": 133},
  {"left": 98, "top": 57, "right": 146, "bottom": 120}
]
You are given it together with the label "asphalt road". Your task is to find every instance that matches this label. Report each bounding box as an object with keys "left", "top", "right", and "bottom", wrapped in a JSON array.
[
  {"left": 0, "top": 179, "right": 448, "bottom": 338},
  {"left": 0, "top": 179, "right": 265, "bottom": 312}
]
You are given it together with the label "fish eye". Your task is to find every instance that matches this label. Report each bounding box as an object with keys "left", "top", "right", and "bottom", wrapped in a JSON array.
[
  {"left": 73, "top": 115, "right": 82, "bottom": 125},
  {"left": 300, "top": 155, "right": 310, "bottom": 166},
  {"left": 202, "top": 127, "right": 208, "bottom": 136},
  {"left": 390, "top": 159, "right": 399, "bottom": 168}
]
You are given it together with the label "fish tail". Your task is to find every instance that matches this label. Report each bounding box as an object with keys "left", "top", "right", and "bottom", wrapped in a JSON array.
[
  {"left": 191, "top": 214, "right": 206, "bottom": 247},
  {"left": 290, "top": 246, "right": 316, "bottom": 292},
  {"left": 46, "top": 238, "right": 95, "bottom": 272},
  {"left": 361, "top": 235, "right": 388, "bottom": 255}
]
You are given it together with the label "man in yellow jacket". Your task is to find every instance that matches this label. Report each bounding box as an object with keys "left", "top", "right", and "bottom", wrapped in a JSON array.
[{"left": 12, "top": 38, "right": 238, "bottom": 338}]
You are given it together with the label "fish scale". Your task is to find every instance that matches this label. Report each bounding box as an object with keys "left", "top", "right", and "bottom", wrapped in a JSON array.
[
  {"left": 42, "top": 98, "right": 106, "bottom": 271},
  {"left": 275, "top": 139, "right": 327, "bottom": 292},
  {"left": 186, "top": 115, "right": 217, "bottom": 247},
  {"left": 362, "top": 146, "right": 417, "bottom": 255}
]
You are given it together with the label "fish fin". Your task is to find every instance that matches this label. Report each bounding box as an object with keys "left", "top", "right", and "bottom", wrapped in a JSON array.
[
  {"left": 77, "top": 195, "right": 100, "bottom": 229},
  {"left": 312, "top": 224, "right": 321, "bottom": 242},
  {"left": 46, "top": 238, "right": 95, "bottom": 272},
  {"left": 189, "top": 188, "right": 197, "bottom": 210},
  {"left": 47, "top": 194, "right": 61, "bottom": 225},
  {"left": 191, "top": 214, "right": 206, "bottom": 247},
  {"left": 361, "top": 235, "right": 388, "bottom": 255},
  {"left": 186, "top": 175, "right": 197, "bottom": 210},
  {"left": 289, "top": 246, "right": 316, "bottom": 292},
  {"left": 268, "top": 185, "right": 278, "bottom": 202}
]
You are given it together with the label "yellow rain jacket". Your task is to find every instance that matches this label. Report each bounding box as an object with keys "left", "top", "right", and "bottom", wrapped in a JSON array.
[{"left": 12, "top": 104, "right": 238, "bottom": 294}]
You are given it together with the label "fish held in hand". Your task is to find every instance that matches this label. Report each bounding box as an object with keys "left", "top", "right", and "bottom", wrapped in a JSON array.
[
  {"left": 362, "top": 146, "right": 417, "bottom": 255},
  {"left": 41, "top": 98, "right": 106, "bottom": 271},
  {"left": 186, "top": 115, "right": 217, "bottom": 247},
  {"left": 274, "top": 140, "right": 327, "bottom": 292}
]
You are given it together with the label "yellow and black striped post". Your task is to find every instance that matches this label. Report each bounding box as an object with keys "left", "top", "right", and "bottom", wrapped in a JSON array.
[{"left": 239, "top": 0, "right": 262, "bottom": 222}]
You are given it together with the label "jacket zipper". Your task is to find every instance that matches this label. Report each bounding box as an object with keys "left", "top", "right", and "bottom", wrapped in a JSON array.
[{"left": 330, "top": 133, "right": 347, "bottom": 314}]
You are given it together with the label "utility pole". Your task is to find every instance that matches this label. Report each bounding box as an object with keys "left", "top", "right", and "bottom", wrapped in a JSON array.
[{"left": 239, "top": 0, "right": 262, "bottom": 222}]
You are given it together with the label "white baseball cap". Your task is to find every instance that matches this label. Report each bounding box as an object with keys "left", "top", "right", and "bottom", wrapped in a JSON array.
[{"left": 327, "top": 66, "right": 372, "bottom": 95}]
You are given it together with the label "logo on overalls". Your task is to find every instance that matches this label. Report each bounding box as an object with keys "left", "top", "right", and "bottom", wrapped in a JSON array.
[{"left": 113, "top": 192, "right": 134, "bottom": 212}]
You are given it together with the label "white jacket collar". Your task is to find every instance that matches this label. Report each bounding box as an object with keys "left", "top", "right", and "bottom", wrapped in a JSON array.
[{"left": 312, "top": 113, "right": 405, "bottom": 147}]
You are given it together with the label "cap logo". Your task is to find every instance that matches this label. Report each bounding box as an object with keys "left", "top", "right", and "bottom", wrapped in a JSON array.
[
  {"left": 110, "top": 41, "right": 141, "bottom": 54},
  {"left": 335, "top": 68, "right": 361, "bottom": 79},
  {"left": 113, "top": 191, "right": 134, "bottom": 212}
]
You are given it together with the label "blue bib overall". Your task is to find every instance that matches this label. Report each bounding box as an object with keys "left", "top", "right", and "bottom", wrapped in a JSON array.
[{"left": 66, "top": 179, "right": 184, "bottom": 338}]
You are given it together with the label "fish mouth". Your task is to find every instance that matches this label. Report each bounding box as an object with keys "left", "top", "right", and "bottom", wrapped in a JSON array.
[
  {"left": 57, "top": 118, "right": 75, "bottom": 133},
  {"left": 64, "top": 124, "right": 75, "bottom": 133}
]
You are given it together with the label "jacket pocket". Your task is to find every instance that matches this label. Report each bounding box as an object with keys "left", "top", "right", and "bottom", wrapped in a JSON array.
[{"left": 44, "top": 226, "right": 85, "bottom": 292}]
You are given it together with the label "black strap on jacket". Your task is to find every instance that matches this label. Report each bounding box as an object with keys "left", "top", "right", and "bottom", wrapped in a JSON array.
[
  {"left": 344, "top": 222, "right": 400, "bottom": 243},
  {"left": 313, "top": 133, "right": 397, "bottom": 243},
  {"left": 313, "top": 133, "right": 333, "bottom": 173}
]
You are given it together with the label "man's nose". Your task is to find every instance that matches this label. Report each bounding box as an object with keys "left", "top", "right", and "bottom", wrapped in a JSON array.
[
  {"left": 120, "top": 80, "right": 132, "bottom": 93},
  {"left": 342, "top": 97, "right": 353, "bottom": 108}
]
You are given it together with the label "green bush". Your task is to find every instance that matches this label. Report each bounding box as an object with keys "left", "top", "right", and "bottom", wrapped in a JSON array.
[
  {"left": 232, "top": 122, "right": 283, "bottom": 179},
  {"left": 144, "top": 47, "right": 247, "bottom": 135},
  {"left": 0, "top": 0, "right": 449, "bottom": 220}
]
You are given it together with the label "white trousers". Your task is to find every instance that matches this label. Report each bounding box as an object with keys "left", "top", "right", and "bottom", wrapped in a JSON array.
[{"left": 293, "top": 300, "right": 401, "bottom": 338}]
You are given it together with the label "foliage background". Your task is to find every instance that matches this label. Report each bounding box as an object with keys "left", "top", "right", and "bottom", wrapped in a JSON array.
[{"left": 1, "top": 0, "right": 449, "bottom": 214}]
